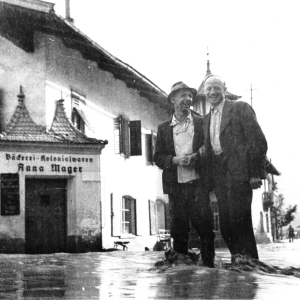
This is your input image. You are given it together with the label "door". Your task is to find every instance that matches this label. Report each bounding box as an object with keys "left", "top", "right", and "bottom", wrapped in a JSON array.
[{"left": 25, "top": 178, "right": 67, "bottom": 254}]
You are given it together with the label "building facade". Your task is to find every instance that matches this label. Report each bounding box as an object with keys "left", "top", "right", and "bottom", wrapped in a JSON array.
[{"left": 0, "top": 0, "right": 171, "bottom": 253}]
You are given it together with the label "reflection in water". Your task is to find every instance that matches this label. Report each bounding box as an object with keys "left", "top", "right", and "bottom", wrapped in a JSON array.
[
  {"left": 0, "top": 244, "right": 299, "bottom": 299},
  {"left": 156, "top": 267, "right": 258, "bottom": 299}
]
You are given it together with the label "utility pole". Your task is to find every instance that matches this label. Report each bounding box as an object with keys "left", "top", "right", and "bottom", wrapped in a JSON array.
[{"left": 248, "top": 84, "right": 257, "bottom": 107}]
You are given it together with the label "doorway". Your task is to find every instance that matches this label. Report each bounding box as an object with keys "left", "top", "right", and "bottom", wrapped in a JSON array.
[{"left": 25, "top": 178, "right": 67, "bottom": 254}]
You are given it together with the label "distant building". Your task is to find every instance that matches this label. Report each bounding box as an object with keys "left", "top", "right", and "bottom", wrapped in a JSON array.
[{"left": 0, "top": 0, "right": 171, "bottom": 253}]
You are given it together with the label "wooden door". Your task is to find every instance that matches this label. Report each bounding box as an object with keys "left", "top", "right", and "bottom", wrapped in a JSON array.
[{"left": 25, "top": 178, "right": 67, "bottom": 254}]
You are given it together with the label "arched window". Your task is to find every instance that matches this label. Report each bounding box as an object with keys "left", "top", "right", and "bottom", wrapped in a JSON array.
[
  {"left": 266, "top": 213, "right": 269, "bottom": 233},
  {"left": 156, "top": 199, "right": 167, "bottom": 232},
  {"left": 148, "top": 199, "right": 167, "bottom": 235},
  {"left": 260, "top": 212, "right": 265, "bottom": 233},
  {"left": 71, "top": 108, "right": 85, "bottom": 133}
]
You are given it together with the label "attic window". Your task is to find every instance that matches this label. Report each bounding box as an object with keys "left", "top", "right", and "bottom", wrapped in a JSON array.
[
  {"left": 71, "top": 108, "right": 85, "bottom": 133},
  {"left": 71, "top": 90, "right": 91, "bottom": 133}
]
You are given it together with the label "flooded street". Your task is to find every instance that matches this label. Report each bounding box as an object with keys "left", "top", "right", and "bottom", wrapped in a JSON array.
[{"left": 0, "top": 240, "right": 299, "bottom": 300}]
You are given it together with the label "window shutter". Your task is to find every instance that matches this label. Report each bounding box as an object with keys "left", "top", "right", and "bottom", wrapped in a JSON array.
[
  {"left": 121, "top": 116, "right": 130, "bottom": 158},
  {"left": 131, "top": 198, "right": 137, "bottom": 235},
  {"left": 111, "top": 193, "right": 121, "bottom": 236},
  {"left": 152, "top": 134, "right": 157, "bottom": 160},
  {"left": 145, "top": 134, "right": 153, "bottom": 165},
  {"left": 130, "top": 120, "right": 142, "bottom": 156},
  {"left": 114, "top": 117, "right": 121, "bottom": 154},
  {"left": 148, "top": 200, "right": 157, "bottom": 235}
]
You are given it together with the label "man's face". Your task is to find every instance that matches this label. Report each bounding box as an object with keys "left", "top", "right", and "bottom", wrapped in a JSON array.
[
  {"left": 204, "top": 77, "right": 226, "bottom": 107},
  {"left": 170, "top": 89, "right": 193, "bottom": 114}
]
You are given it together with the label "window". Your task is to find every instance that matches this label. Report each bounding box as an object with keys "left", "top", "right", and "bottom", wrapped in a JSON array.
[
  {"left": 211, "top": 201, "right": 220, "bottom": 232},
  {"left": 111, "top": 194, "right": 137, "bottom": 236},
  {"left": 149, "top": 200, "right": 157, "bottom": 235},
  {"left": 122, "top": 196, "right": 136, "bottom": 235},
  {"left": 71, "top": 108, "right": 85, "bottom": 133},
  {"left": 114, "top": 115, "right": 142, "bottom": 158},
  {"left": 71, "top": 90, "right": 92, "bottom": 134},
  {"left": 266, "top": 213, "right": 269, "bottom": 233},
  {"left": 260, "top": 212, "right": 264, "bottom": 233},
  {"left": 145, "top": 133, "right": 157, "bottom": 165},
  {"left": 149, "top": 199, "right": 167, "bottom": 235}
]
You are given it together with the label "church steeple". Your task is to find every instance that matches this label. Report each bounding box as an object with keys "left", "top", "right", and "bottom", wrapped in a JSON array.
[
  {"left": 206, "top": 48, "right": 211, "bottom": 76},
  {"left": 193, "top": 51, "right": 241, "bottom": 116}
]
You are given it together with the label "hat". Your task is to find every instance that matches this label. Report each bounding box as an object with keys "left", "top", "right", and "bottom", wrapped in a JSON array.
[{"left": 167, "top": 81, "right": 197, "bottom": 103}]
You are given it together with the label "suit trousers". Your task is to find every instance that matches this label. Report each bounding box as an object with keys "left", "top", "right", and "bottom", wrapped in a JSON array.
[
  {"left": 212, "top": 153, "right": 259, "bottom": 259},
  {"left": 168, "top": 180, "right": 215, "bottom": 257}
]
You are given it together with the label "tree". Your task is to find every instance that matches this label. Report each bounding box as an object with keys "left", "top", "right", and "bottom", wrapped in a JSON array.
[
  {"left": 273, "top": 194, "right": 297, "bottom": 240},
  {"left": 278, "top": 205, "right": 297, "bottom": 228}
]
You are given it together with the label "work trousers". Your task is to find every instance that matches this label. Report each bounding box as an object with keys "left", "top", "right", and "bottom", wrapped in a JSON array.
[
  {"left": 212, "top": 154, "right": 259, "bottom": 259},
  {"left": 168, "top": 180, "right": 215, "bottom": 258}
]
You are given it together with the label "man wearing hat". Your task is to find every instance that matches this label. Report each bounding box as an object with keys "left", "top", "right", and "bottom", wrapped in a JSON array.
[{"left": 154, "top": 81, "right": 215, "bottom": 267}]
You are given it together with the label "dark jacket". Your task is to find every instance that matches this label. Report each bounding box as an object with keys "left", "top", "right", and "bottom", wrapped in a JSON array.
[
  {"left": 154, "top": 113, "right": 206, "bottom": 194},
  {"left": 203, "top": 99, "right": 268, "bottom": 181}
]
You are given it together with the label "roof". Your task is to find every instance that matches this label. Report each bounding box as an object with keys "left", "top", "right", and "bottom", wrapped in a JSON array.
[
  {"left": 197, "top": 61, "right": 241, "bottom": 101},
  {"left": 0, "top": 87, "right": 107, "bottom": 146},
  {"left": 0, "top": 0, "right": 170, "bottom": 110},
  {"left": 266, "top": 158, "right": 281, "bottom": 176}
]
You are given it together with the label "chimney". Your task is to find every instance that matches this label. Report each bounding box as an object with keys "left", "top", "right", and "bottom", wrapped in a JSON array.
[{"left": 65, "top": 0, "right": 74, "bottom": 22}]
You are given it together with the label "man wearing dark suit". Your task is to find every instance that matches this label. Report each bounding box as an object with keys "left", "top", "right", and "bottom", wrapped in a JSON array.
[
  {"left": 203, "top": 75, "right": 268, "bottom": 261},
  {"left": 154, "top": 81, "right": 215, "bottom": 267}
]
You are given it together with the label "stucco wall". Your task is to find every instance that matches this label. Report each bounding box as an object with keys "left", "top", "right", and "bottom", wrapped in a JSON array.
[{"left": 0, "top": 34, "right": 47, "bottom": 129}]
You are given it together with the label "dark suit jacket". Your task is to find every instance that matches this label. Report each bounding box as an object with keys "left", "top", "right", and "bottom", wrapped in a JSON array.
[
  {"left": 154, "top": 112, "right": 206, "bottom": 194},
  {"left": 203, "top": 99, "right": 268, "bottom": 181}
]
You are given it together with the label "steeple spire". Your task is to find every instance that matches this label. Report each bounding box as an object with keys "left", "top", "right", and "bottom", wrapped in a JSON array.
[
  {"left": 17, "top": 85, "right": 25, "bottom": 103},
  {"left": 206, "top": 47, "right": 211, "bottom": 76}
]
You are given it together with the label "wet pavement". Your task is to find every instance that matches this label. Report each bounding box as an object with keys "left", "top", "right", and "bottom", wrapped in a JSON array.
[{"left": 0, "top": 240, "right": 299, "bottom": 299}]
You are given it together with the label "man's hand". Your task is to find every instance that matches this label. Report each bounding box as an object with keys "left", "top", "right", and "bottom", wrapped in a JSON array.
[
  {"left": 199, "top": 145, "right": 207, "bottom": 158},
  {"left": 250, "top": 177, "right": 262, "bottom": 189},
  {"left": 172, "top": 154, "right": 197, "bottom": 166},
  {"left": 172, "top": 155, "right": 189, "bottom": 166},
  {"left": 187, "top": 153, "right": 198, "bottom": 166}
]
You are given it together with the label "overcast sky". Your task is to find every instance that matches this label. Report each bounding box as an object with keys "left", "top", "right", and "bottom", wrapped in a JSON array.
[{"left": 50, "top": 0, "right": 300, "bottom": 207}]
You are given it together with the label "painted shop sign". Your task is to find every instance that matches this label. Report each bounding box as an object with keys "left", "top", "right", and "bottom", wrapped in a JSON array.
[
  {"left": 1, "top": 173, "right": 20, "bottom": 215},
  {"left": 4, "top": 153, "right": 96, "bottom": 174}
]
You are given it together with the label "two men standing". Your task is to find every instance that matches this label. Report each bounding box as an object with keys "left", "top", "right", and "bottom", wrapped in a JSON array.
[{"left": 154, "top": 75, "right": 267, "bottom": 267}]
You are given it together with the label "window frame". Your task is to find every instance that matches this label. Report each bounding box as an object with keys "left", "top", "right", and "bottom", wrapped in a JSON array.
[
  {"left": 114, "top": 115, "right": 142, "bottom": 158},
  {"left": 71, "top": 90, "right": 87, "bottom": 134},
  {"left": 121, "top": 195, "right": 137, "bottom": 236}
]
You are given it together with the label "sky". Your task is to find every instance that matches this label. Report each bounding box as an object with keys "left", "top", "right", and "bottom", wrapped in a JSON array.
[{"left": 49, "top": 0, "right": 300, "bottom": 207}]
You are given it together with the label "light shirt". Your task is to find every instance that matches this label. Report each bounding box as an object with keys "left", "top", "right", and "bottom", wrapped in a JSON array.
[
  {"left": 170, "top": 111, "right": 199, "bottom": 183},
  {"left": 210, "top": 99, "right": 225, "bottom": 155}
]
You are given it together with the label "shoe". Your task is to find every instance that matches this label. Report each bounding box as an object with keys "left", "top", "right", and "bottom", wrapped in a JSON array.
[
  {"left": 176, "top": 253, "right": 194, "bottom": 265},
  {"left": 231, "top": 254, "right": 253, "bottom": 266},
  {"left": 165, "top": 248, "right": 178, "bottom": 263}
]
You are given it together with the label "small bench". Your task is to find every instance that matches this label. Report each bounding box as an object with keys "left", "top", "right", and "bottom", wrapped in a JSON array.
[
  {"left": 157, "top": 229, "right": 171, "bottom": 249},
  {"left": 114, "top": 241, "right": 130, "bottom": 251}
]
